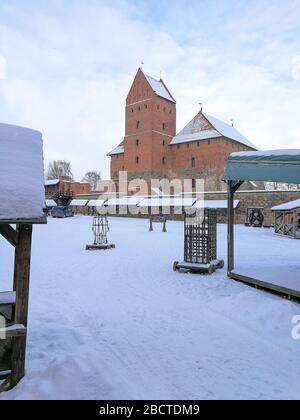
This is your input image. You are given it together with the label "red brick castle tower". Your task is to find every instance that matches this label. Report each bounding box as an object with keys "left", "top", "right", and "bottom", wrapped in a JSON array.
[
  {"left": 108, "top": 68, "right": 176, "bottom": 183},
  {"left": 108, "top": 68, "right": 257, "bottom": 191}
]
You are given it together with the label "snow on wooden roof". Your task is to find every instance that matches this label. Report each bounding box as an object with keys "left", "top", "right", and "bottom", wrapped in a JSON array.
[
  {"left": 45, "top": 179, "right": 59, "bottom": 186},
  {"left": 144, "top": 73, "right": 176, "bottom": 103},
  {"left": 138, "top": 197, "right": 196, "bottom": 207},
  {"left": 70, "top": 199, "right": 88, "bottom": 207},
  {"left": 193, "top": 199, "right": 240, "bottom": 209},
  {"left": 106, "top": 196, "right": 145, "bottom": 206},
  {"left": 224, "top": 149, "right": 300, "bottom": 184},
  {"left": 46, "top": 199, "right": 57, "bottom": 207},
  {"left": 271, "top": 199, "right": 300, "bottom": 212},
  {"left": 87, "top": 199, "right": 107, "bottom": 207},
  {"left": 107, "top": 145, "right": 125, "bottom": 156},
  {"left": 0, "top": 123, "right": 45, "bottom": 222},
  {"left": 171, "top": 111, "right": 257, "bottom": 150}
]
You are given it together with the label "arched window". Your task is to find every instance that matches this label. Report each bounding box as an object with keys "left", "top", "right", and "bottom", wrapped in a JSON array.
[
  {"left": 136, "top": 121, "right": 140, "bottom": 129},
  {"left": 136, "top": 156, "right": 139, "bottom": 164},
  {"left": 192, "top": 157, "right": 196, "bottom": 168}
]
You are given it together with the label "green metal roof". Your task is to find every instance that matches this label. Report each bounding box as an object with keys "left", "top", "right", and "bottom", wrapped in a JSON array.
[{"left": 224, "top": 150, "right": 300, "bottom": 184}]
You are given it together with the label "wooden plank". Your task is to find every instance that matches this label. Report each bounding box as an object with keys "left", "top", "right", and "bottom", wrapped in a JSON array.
[
  {"left": 0, "top": 225, "right": 18, "bottom": 247},
  {"left": 229, "top": 271, "right": 300, "bottom": 300},
  {"left": 0, "top": 215, "right": 47, "bottom": 225},
  {"left": 10, "top": 224, "right": 33, "bottom": 389},
  {"left": 0, "top": 324, "right": 27, "bottom": 339}
]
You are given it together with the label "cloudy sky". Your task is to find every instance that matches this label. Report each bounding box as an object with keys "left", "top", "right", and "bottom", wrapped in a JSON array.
[{"left": 0, "top": 0, "right": 300, "bottom": 179}]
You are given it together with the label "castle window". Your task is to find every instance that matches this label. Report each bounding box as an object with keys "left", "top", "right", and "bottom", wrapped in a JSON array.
[
  {"left": 145, "top": 104, "right": 148, "bottom": 109},
  {"left": 177, "top": 145, "right": 180, "bottom": 150},
  {"left": 192, "top": 157, "right": 196, "bottom": 168},
  {"left": 131, "top": 108, "right": 134, "bottom": 113},
  {"left": 163, "top": 140, "right": 166, "bottom": 146},
  {"left": 197, "top": 142, "right": 200, "bottom": 147},
  {"left": 192, "top": 179, "right": 196, "bottom": 189},
  {"left": 136, "top": 139, "right": 139, "bottom": 146},
  {"left": 138, "top": 106, "right": 141, "bottom": 111},
  {"left": 162, "top": 123, "right": 166, "bottom": 130},
  {"left": 136, "top": 121, "right": 140, "bottom": 129},
  {"left": 136, "top": 156, "right": 139, "bottom": 164},
  {"left": 162, "top": 157, "right": 165, "bottom": 165},
  {"left": 187, "top": 143, "right": 190, "bottom": 149}
]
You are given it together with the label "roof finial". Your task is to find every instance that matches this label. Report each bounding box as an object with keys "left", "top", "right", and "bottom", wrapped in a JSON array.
[
  {"left": 231, "top": 119, "right": 234, "bottom": 127},
  {"left": 140, "top": 61, "right": 145, "bottom": 69},
  {"left": 199, "top": 102, "right": 203, "bottom": 112}
]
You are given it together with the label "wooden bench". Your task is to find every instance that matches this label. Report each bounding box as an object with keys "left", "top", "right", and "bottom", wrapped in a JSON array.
[{"left": 149, "top": 216, "right": 167, "bottom": 233}]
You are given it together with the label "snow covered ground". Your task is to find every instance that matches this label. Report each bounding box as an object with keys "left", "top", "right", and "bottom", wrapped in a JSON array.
[{"left": 1, "top": 216, "right": 300, "bottom": 400}]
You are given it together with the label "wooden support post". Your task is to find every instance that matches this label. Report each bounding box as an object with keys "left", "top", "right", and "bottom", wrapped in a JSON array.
[
  {"left": 293, "top": 210, "right": 297, "bottom": 239},
  {"left": 149, "top": 218, "right": 153, "bottom": 232},
  {"left": 227, "top": 181, "right": 234, "bottom": 273},
  {"left": 10, "top": 224, "right": 33, "bottom": 388}
]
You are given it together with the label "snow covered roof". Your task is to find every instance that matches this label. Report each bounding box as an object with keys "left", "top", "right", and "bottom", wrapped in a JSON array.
[
  {"left": 271, "top": 199, "right": 300, "bottom": 212},
  {"left": 45, "top": 179, "right": 59, "bottom": 186},
  {"left": 70, "top": 199, "right": 88, "bottom": 207},
  {"left": 230, "top": 149, "right": 300, "bottom": 159},
  {"left": 193, "top": 200, "right": 240, "bottom": 209},
  {"left": 87, "top": 199, "right": 106, "bottom": 207},
  {"left": 144, "top": 72, "right": 176, "bottom": 103},
  {"left": 106, "top": 196, "right": 145, "bottom": 206},
  {"left": 170, "top": 111, "right": 257, "bottom": 150},
  {"left": 46, "top": 199, "right": 57, "bottom": 207},
  {"left": 107, "top": 145, "right": 125, "bottom": 156},
  {"left": 0, "top": 123, "right": 45, "bottom": 222},
  {"left": 138, "top": 197, "right": 196, "bottom": 207}
]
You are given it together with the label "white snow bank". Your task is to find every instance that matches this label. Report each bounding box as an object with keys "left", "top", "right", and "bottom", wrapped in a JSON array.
[{"left": 0, "top": 123, "right": 45, "bottom": 220}]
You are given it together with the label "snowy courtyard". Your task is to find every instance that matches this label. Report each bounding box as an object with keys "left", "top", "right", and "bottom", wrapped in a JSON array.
[{"left": 1, "top": 216, "right": 300, "bottom": 400}]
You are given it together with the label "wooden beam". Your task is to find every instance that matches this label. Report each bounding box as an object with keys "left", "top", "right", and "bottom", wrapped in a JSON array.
[
  {"left": 0, "top": 225, "right": 18, "bottom": 247},
  {"left": 10, "top": 224, "right": 33, "bottom": 389}
]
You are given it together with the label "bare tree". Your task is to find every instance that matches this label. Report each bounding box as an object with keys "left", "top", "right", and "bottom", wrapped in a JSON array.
[
  {"left": 47, "top": 160, "right": 74, "bottom": 181},
  {"left": 82, "top": 171, "right": 102, "bottom": 191}
]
